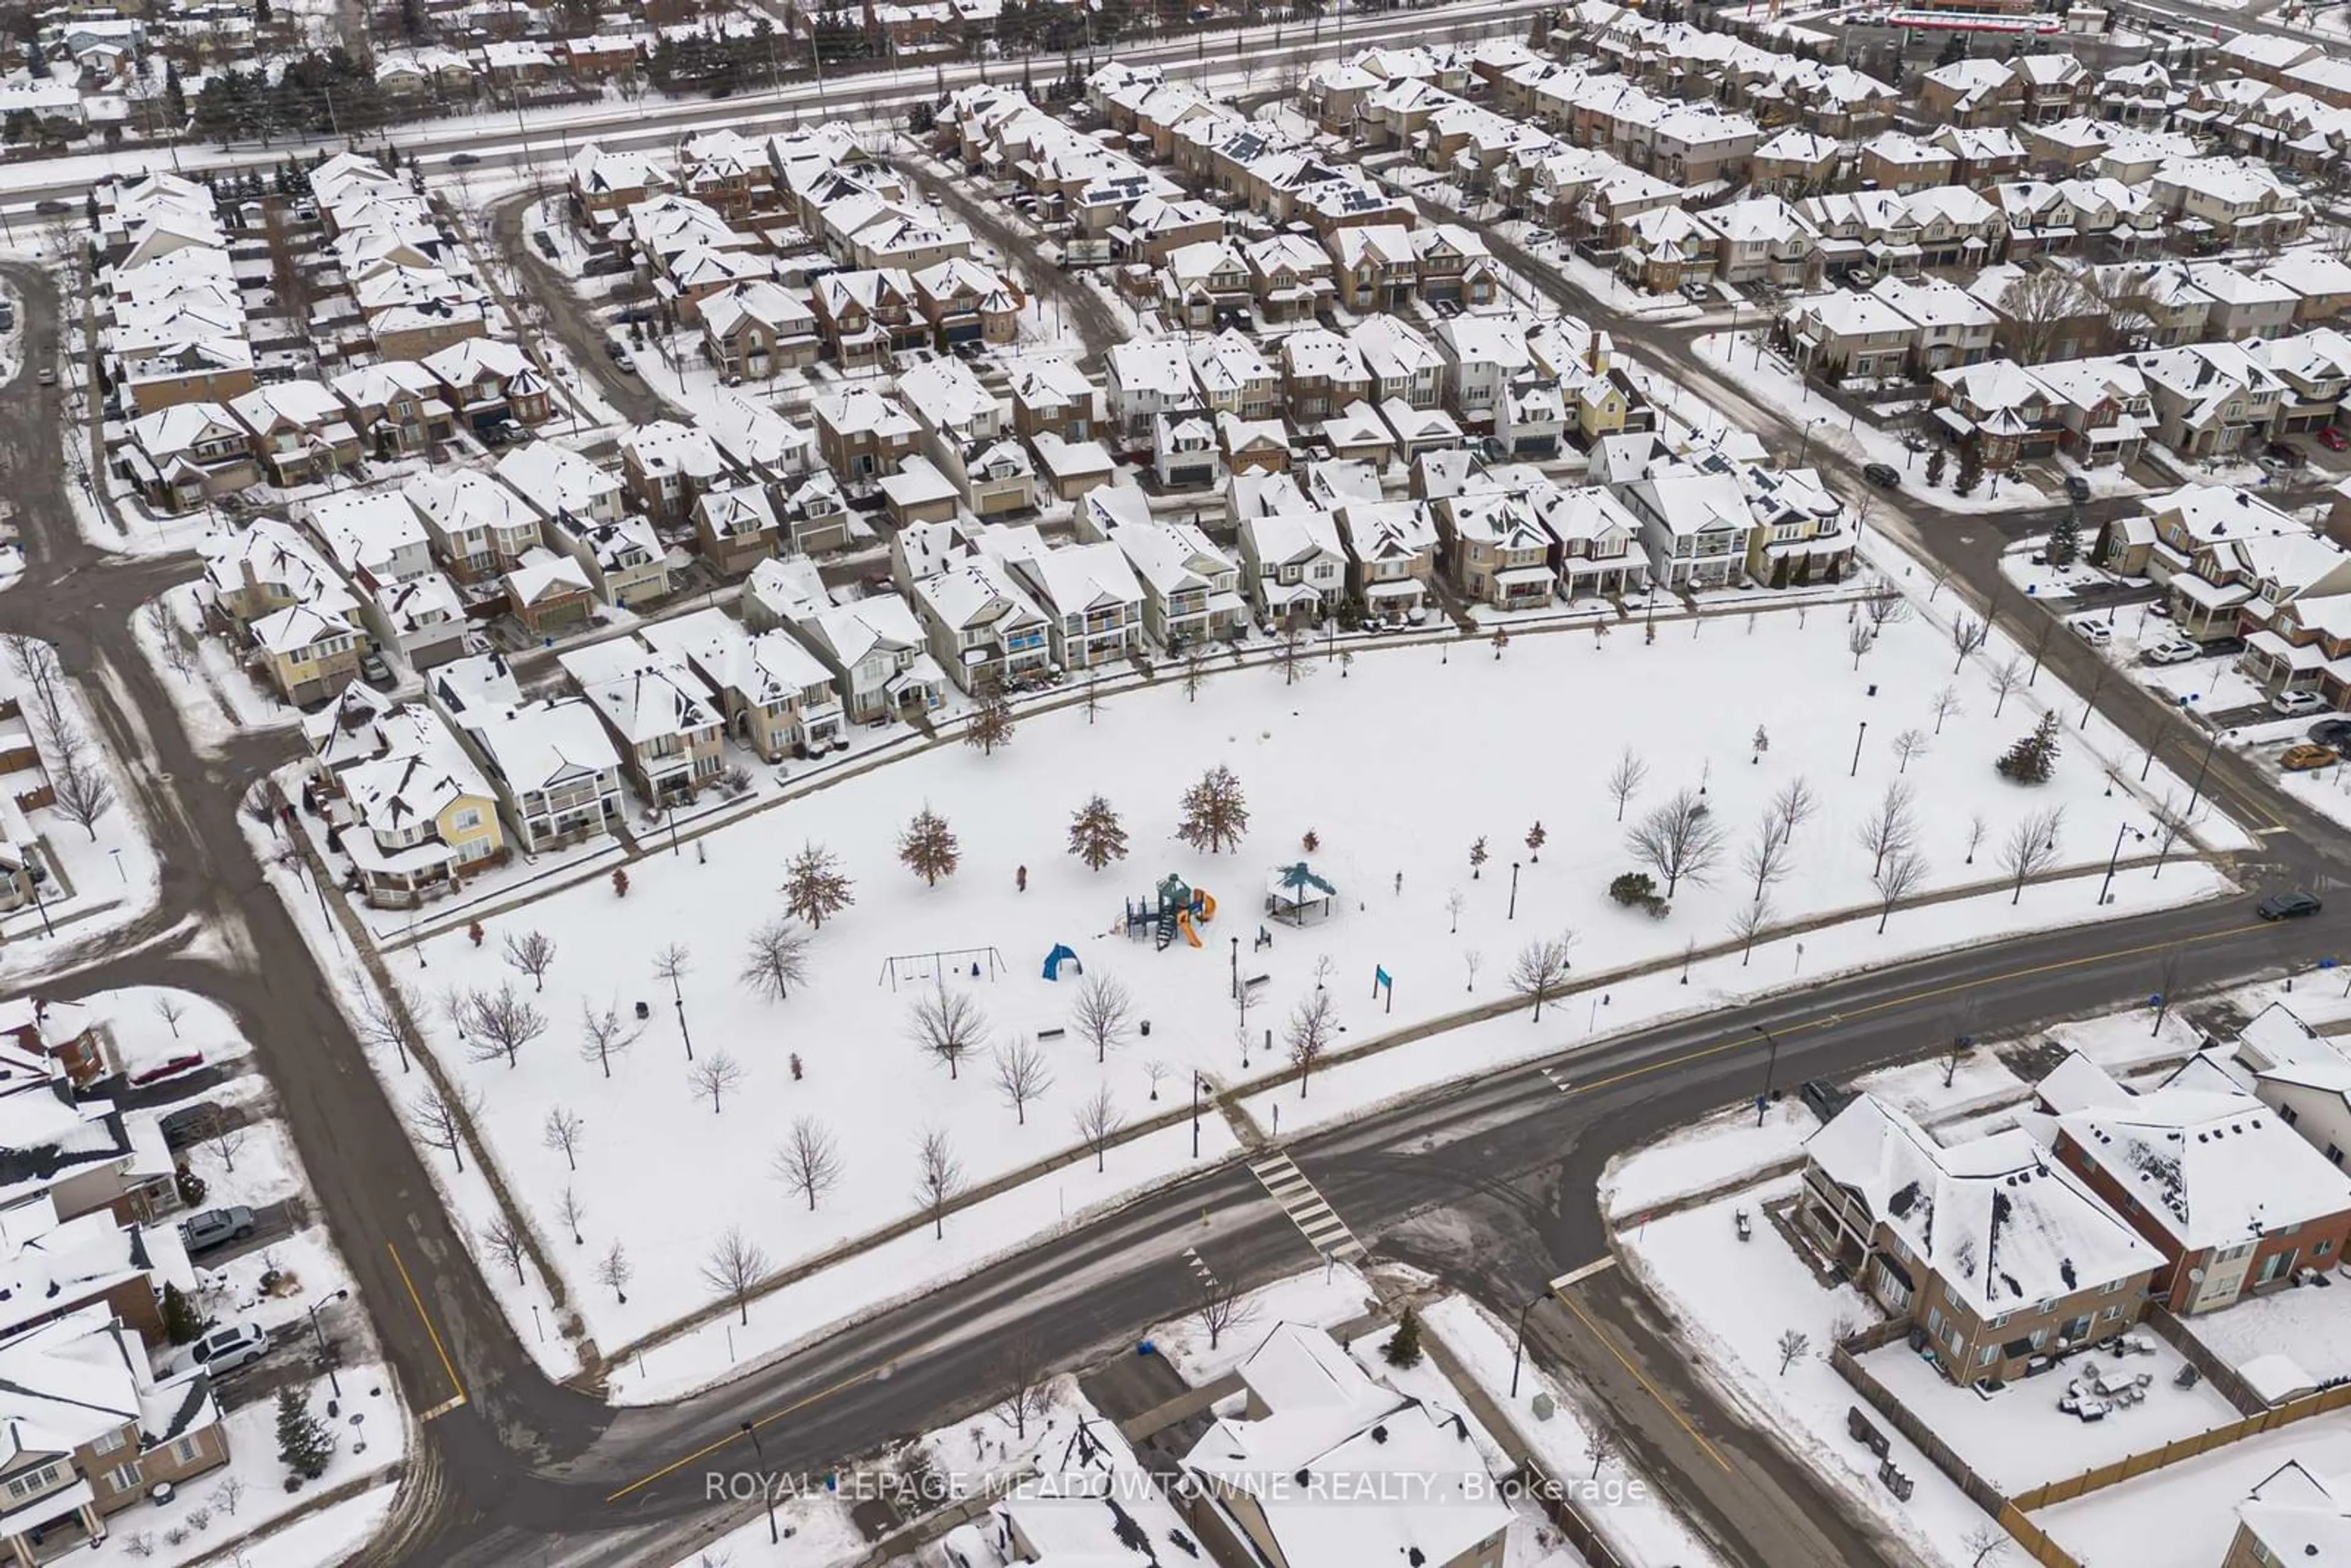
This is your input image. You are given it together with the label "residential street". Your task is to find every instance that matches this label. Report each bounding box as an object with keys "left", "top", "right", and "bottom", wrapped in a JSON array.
[{"left": 9, "top": 119, "right": 2351, "bottom": 1568}]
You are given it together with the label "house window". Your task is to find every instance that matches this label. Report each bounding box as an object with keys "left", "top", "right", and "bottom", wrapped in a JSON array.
[
  {"left": 2101, "top": 1304, "right": 2121, "bottom": 1321},
  {"left": 450, "top": 808, "right": 482, "bottom": 832},
  {"left": 2329, "top": 1144, "right": 2344, "bottom": 1167},
  {"left": 2317, "top": 1240, "right": 2334, "bottom": 1258},
  {"left": 103, "top": 1461, "right": 143, "bottom": 1493},
  {"left": 4, "top": 1461, "right": 64, "bottom": 1501},
  {"left": 2280, "top": 1104, "right": 2298, "bottom": 1125},
  {"left": 89, "top": 1430, "right": 126, "bottom": 1457},
  {"left": 171, "top": 1436, "right": 205, "bottom": 1465},
  {"left": 1978, "top": 1345, "right": 1997, "bottom": 1368},
  {"left": 1925, "top": 1306, "right": 1946, "bottom": 1340}
]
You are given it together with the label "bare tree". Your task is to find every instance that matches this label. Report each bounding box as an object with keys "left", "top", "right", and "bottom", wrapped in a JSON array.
[
  {"left": 913, "top": 1127, "right": 964, "bottom": 1237},
  {"left": 409, "top": 1083, "right": 481, "bottom": 1171},
  {"left": 1626, "top": 789, "right": 1726, "bottom": 897},
  {"left": 688, "top": 1051, "right": 746, "bottom": 1112},
  {"left": 1196, "top": 1276, "right": 1261, "bottom": 1349},
  {"left": 1930, "top": 685, "right": 1963, "bottom": 735},
  {"left": 701, "top": 1228, "right": 771, "bottom": 1325},
  {"left": 1986, "top": 658, "right": 2027, "bottom": 718},
  {"left": 1463, "top": 949, "right": 1483, "bottom": 992},
  {"left": 994, "top": 1332, "right": 1054, "bottom": 1440},
  {"left": 1510, "top": 934, "right": 1575, "bottom": 1022},
  {"left": 154, "top": 995, "right": 187, "bottom": 1039},
  {"left": 1070, "top": 972, "right": 1133, "bottom": 1062},
  {"left": 992, "top": 1039, "right": 1055, "bottom": 1125},
  {"left": 898, "top": 805, "right": 961, "bottom": 886},
  {"left": 1962, "top": 1524, "right": 2008, "bottom": 1568},
  {"left": 1963, "top": 812, "right": 1989, "bottom": 866},
  {"left": 1605, "top": 748, "right": 1648, "bottom": 822},
  {"left": 1998, "top": 266, "right": 2102, "bottom": 364},
  {"left": 555, "top": 1185, "right": 587, "bottom": 1245},
  {"left": 2025, "top": 617, "right": 2059, "bottom": 686},
  {"left": 1772, "top": 776, "right": 1820, "bottom": 839},
  {"left": 1890, "top": 729, "right": 1930, "bottom": 773},
  {"left": 596, "top": 1240, "right": 633, "bottom": 1303},
  {"left": 1182, "top": 647, "right": 1210, "bottom": 702},
  {"left": 1951, "top": 613, "right": 1989, "bottom": 672},
  {"left": 144, "top": 599, "right": 200, "bottom": 682},
  {"left": 542, "top": 1106, "right": 585, "bottom": 1170},
  {"left": 2152, "top": 946, "right": 2187, "bottom": 1038},
  {"left": 353, "top": 977, "right": 417, "bottom": 1074},
  {"left": 1073, "top": 1084, "right": 1125, "bottom": 1169},
  {"left": 1272, "top": 621, "right": 1314, "bottom": 687},
  {"left": 209, "top": 1474, "right": 249, "bottom": 1519},
  {"left": 1776, "top": 1329, "right": 1810, "bottom": 1376},
  {"left": 480, "top": 1215, "right": 527, "bottom": 1284},
  {"left": 208, "top": 1117, "right": 248, "bottom": 1174},
  {"left": 909, "top": 978, "right": 988, "bottom": 1079},
  {"left": 781, "top": 844, "right": 855, "bottom": 929},
  {"left": 1846, "top": 617, "right": 1877, "bottom": 670},
  {"left": 1284, "top": 991, "right": 1338, "bottom": 1097},
  {"left": 1861, "top": 577, "right": 1911, "bottom": 632},
  {"left": 1730, "top": 898, "right": 1772, "bottom": 966},
  {"left": 577, "top": 997, "right": 642, "bottom": 1079},
  {"left": 739, "top": 917, "right": 813, "bottom": 1005},
  {"left": 1740, "top": 811, "right": 1794, "bottom": 902},
  {"left": 2000, "top": 808, "right": 2065, "bottom": 905},
  {"left": 1856, "top": 781, "right": 1918, "bottom": 877},
  {"left": 771, "top": 1117, "right": 842, "bottom": 1211},
  {"left": 1872, "top": 849, "right": 1930, "bottom": 934},
  {"left": 4, "top": 636, "right": 71, "bottom": 748},
  {"left": 1444, "top": 888, "right": 1466, "bottom": 932},
  {"left": 456, "top": 981, "right": 547, "bottom": 1068},
  {"left": 49, "top": 740, "right": 116, "bottom": 841},
  {"left": 502, "top": 930, "right": 558, "bottom": 992},
  {"left": 1583, "top": 1427, "right": 1619, "bottom": 1479}
]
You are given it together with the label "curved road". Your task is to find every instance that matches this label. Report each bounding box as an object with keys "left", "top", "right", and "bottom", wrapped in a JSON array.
[{"left": 6, "top": 159, "right": 2351, "bottom": 1566}]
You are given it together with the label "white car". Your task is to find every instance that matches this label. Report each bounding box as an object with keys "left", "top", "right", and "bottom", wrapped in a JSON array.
[
  {"left": 2141, "top": 639, "right": 2201, "bottom": 666},
  {"left": 2273, "top": 689, "right": 2329, "bottom": 717},
  {"left": 2068, "top": 617, "right": 2113, "bottom": 645},
  {"left": 182, "top": 1322, "right": 269, "bottom": 1378}
]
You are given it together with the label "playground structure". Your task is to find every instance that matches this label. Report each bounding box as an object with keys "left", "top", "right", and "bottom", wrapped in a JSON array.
[
  {"left": 877, "top": 946, "right": 1009, "bottom": 990},
  {"left": 1124, "top": 874, "right": 1217, "bottom": 951}
]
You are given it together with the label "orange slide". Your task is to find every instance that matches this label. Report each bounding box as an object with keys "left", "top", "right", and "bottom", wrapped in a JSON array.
[{"left": 1177, "top": 889, "right": 1215, "bottom": 947}]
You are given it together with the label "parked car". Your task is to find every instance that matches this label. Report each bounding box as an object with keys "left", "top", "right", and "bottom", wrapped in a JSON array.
[
  {"left": 2273, "top": 689, "right": 2329, "bottom": 717},
  {"left": 447, "top": 152, "right": 481, "bottom": 167},
  {"left": 2258, "top": 891, "right": 2324, "bottom": 920},
  {"left": 179, "top": 1206, "right": 257, "bottom": 1255},
  {"left": 2281, "top": 743, "right": 2338, "bottom": 771},
  {"left": 2064, "top": 475, "right": 2093, "bottom": 503},
  {"left": 2321, "top": 426, "right": 2347, "bottom": 452},
  {"left": 2141, "top": 638, "right": 2200, "bottom": 665},
  {"left": 1862, "top": 462, "right": 1900, "bottom": 489},
  {"left": 359, "top": 650, "right": 396, "bottom": 686},
  {"left": 2311, "top": 719, "right": 2351, "bottom": 751},
  {"left": 36, "top": 368, "right": 54, "bottom": 388},
  {"left": 159, "top": 1103, "right": 223, "bottom": 1149},
  {"left": 2263, "top": 441, "right": 2308, "bottom": 470},
  {"left": 2069, "top": 617, "right": 2112, "bottom": 645},
  {"left": 182, "top": 1322, "right": 269, "bottom": 1377}
]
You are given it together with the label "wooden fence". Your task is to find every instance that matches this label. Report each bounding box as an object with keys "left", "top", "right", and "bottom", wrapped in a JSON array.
[
  {"left": 2010, "top": 1381, "right": 2351, "bottom": 1510},
  {"left": 2139, "top": 1303, "right": 2266, "bottom": 1417}
]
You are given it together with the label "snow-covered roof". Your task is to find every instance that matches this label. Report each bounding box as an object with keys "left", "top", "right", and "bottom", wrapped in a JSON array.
[
  {"left": 1808, "top": 1095, "right": 2161, "bottom": 1317},
  {"left": 496, "top": 444, "right": 622, "bottom": 516},
  {"left": 303, "top": 490, "right": 428, "bottom": 578},
  {"left": 2058, "top": 1084, "right": 2351, "bottom": 1251}
]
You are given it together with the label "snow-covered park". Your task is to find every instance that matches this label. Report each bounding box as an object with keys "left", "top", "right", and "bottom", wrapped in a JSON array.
[{"left": 373, "top": 572, "right": 2241, "bottom": 1378}]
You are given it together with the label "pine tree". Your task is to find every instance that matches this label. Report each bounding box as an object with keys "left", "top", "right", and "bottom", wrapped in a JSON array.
[
  {"left": 1469, "top": 836, "right": 1488, "bottom": 879},
  {"left": 1068, "top": 794, "right": 1128, "bottom": 871},
  {"left": 898, "top": 806, "right": 960, "bottom": 886},
  {"left": 2045, "top": 510, "right": 2081, "bottom": 568},
  {"left": 965, "top": 682, "right": 1015, "bottom": 756},
  {"left": 1176, "top": 765, "right": 1249, "bottom": 855},
  {"left": 160, "top": 1281, "right": 203, "bottom": 1345},
  {"left": 1995, "top": 710, "right": 2063, "bottom": 784},
  {"left": 275, "top": 1387, "right": 331, "bottom": 1477},
  {"left": 1384, "top": 1306, "right": 1425, "bottom": 1369},
  {"left": 254, "top": 0, "right": 273, "bottom": 28},
  {"left": 164, "top": 61, "right": 186, "bottom": 126},
  {"left": 1925, "top": 448, "right": 1948, "bottom": 488},
  {"left": 1525, "top": 822, "right": 1547, "bottom": 863},
  {"left": 781, "top": 842, "right": 856, "bottom": 928}
]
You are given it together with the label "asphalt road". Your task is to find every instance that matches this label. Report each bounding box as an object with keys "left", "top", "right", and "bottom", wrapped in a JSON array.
[{"left": 9, "top": 112, "right": 2351, "bottom": 1568}]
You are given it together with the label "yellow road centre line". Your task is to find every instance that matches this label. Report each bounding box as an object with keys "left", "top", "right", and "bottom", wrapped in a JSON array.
[
  {"left": 386, "top": 1242, "right": 466, "bottom": 1409},
  {"left": 606, "top": 1367, "right": 883, "bottom": 1504},
  {"left": 1553, "top": 1282, "right": 1733, "bottom": 1474}
]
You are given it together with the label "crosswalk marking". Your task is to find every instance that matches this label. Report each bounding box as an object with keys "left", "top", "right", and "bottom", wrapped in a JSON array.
[
  {"left": 1183, "top": 1247, "right": 1220, "bottom": 1289},
  {"left": 1539, "top": 1066, "right": 1575, "bottom": 1093},
  {"left": 1550, "top": 1257, "right": 1618, "bottom": 1293},
  {"left": 1250, "top": 1154, "right": 1367, "bottom": 1261}
]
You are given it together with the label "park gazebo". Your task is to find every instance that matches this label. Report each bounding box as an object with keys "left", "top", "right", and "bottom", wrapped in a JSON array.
[{"left": 1265, "top": 861, "right": 1338, "bottom": 925}]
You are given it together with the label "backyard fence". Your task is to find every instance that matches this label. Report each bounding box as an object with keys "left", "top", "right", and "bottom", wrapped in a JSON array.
[
  {"left": 2139, "top": 1303, "right": 2267, "bottom": 1418},
  {"left": 2009, "top": 1379, "right": 2351, "bottom": 1510}
]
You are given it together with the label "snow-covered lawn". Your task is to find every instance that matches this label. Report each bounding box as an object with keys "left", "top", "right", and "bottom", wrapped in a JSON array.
[
  {"left": 2033, "top": 1411, "right": 2351, "bottom": 1568},
  {"left": 383, "top": 589, "right": 2233, "bottom": 1369},
  {"left": 659, "top": 1487, "right": 863, "bottom": 1568},
  {"left": 1622, "top": 1181, "right": 2008, "bottom": 1568},
  {"left": 132, "top": 580, "right": 301, "bottom": 752},
  {"left": 1860, "top": 1337, "right": 2242, "bottom": 1494},
  {"left": 67, "top": 984, "right": 253, "bottom": 1080},
  {"left": 2184, "top": 1278, "right": 2351, "bottom": 1388},
  {"left": 1427, "top": 1296, "right": 1727, "bottom": 1568},
  {"left": 96, "top": 1364, "right": 403, "bottom": 1568},
  {"left": 1146, "top": 1262, "right": 1378, "bottom": 1385}
]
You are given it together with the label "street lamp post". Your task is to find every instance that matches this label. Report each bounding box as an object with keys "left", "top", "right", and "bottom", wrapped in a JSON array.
[
  {"left": 1509, "top": 1288, "right": 1548, "bottom": 1399},
  {"left": 1508, "top": 861, "right": 1521, "bottom": 920},
  {"left": 1751, "top": 1022, "right": 1782, "bottom": 1126},
  {"left": 1798, "top": 415, "right": 1826, "bottom": 468},
  {"left": 306, "top": 1288, "right": 350, "bottom": 1398},
  {"left": 1850, "top": 719, "right": 1868, "bottom": 778},
  {"left": 1191, "top": 1073, "right": 1202, "bottom": 1159},
  {"left": 2098, "top": 821, "right": 2143, "bottom": 906}
]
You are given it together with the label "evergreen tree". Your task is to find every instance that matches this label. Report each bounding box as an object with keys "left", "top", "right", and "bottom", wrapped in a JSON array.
[
  {"left": 24, "top": 39, "right": 43, "bottom": 76},
  {"left": 163, "top": 61, "right": 186, "bottom": 127},
  {"left": 1176, "top": 766, "right": 1249, "bottom": 855},
  {"left": 2045, "top": 509, "right": 2081, "bottom": 568},
  {"left": 1384, "top": 1307, "right": 1425, "bottom": 1369},
  {"left": 1068, "top": 795, "right": 1128, "bottom": 871},
  {"left": 1925, "top": 447, "right": 1947, "bottom": 487},
  {"left": 275, "top": 1386, "right": 331, "bottom": 1476},
  {"left": 781, "top": 842, "right": 856, "bottom": 928},
  {"left": 1995, "top": 710, "right": 2063, "bottom": 784},
  {"left": 160, "top": 1281, "right": 203, "bottom": 1345},
  {"left": 255, "top": 0, "right": 274, "bottom": 29}
]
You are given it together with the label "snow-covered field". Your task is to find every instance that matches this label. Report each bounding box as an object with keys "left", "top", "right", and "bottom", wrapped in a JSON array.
[
  {"left": 2185, "top": 1278, "right": 2351, "bottom": 1388},
  {"left": 2034, "top": 1411, "right": 2351, "bottom": 1568},
  {"left": 1861, "top": 1337, "right": 2241, "bottom": 1494},
  {"left": 381, "top": 587, "right": 2236, "bottom": 1372},
  {"left": 67, "top": 983, "right": 254, "bottom": 1080}
]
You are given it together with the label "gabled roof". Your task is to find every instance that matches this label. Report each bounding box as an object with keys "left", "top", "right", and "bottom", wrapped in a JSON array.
[{"left": 2057, "top": 1084, "right": 2351, "bottom": 1250}]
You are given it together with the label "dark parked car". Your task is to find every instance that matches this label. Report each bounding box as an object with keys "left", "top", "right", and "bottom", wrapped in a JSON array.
[
  {"left": 179, "top": 1206, "right": 257, "bottom": 1254},
  {"left": 2264, "top": 441, "right": 2308, "bottom": 469},
  {"left": 447, "top": 152, "right": 481, "bottom": 167},
  {"left": 159, "top": 1103, "right": 222, "bottom": 1149},
  {"left": 2257, "top": 891, "right": 2324, "bottom": 921},
  {"left": 2064, "top": 475, "right": 2092, "bottom": 502},
  {"left": 1862, "top": 462, "right": 1900, "bottom": 489}
]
